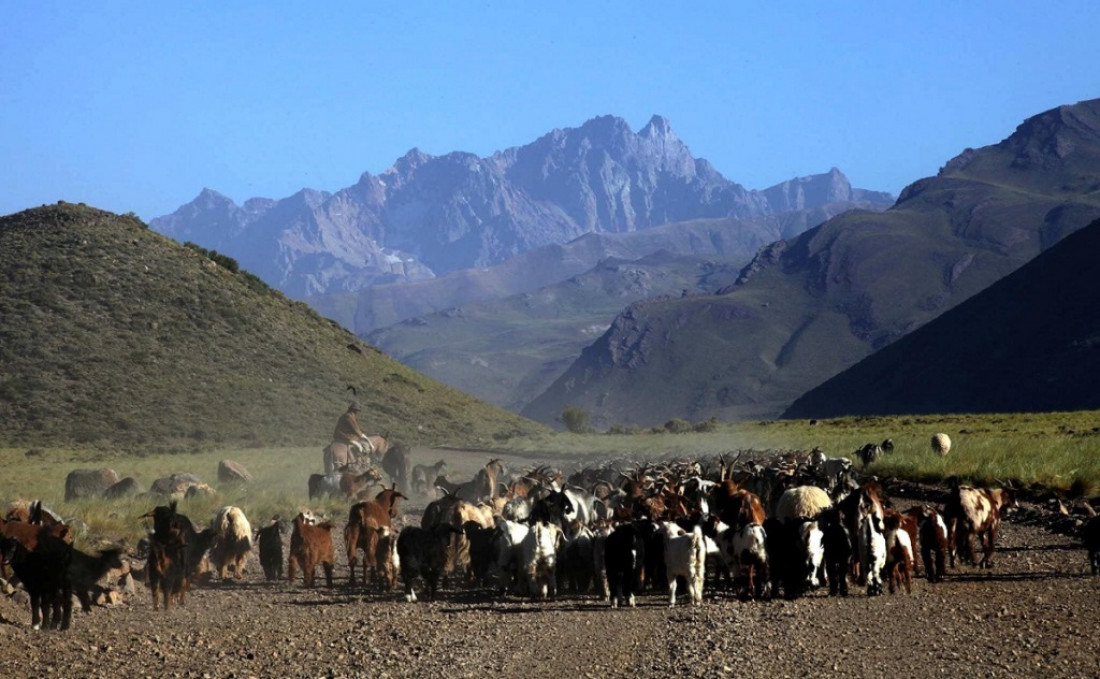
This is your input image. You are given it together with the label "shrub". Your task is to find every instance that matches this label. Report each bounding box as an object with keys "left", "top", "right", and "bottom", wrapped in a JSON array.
[
  {"left": 693, "top": 417, "right": 720, "bottom": 433},
  {"left": 561, "top": 407, "right": 592, "bottom": 434},
  {"left": 664, "top": 418, "right": 693, "bottom": 434},
  {"left": 607, "top": 423, "right": 641, "bottom": 435}
]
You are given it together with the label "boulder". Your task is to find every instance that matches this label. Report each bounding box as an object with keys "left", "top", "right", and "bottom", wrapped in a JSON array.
[
  {"left": 64, "top": 468, "right": 120, "bottom": 501},
  {"left": 217, "top": 459, "right": 253, "bottom": 484},
  {"left": 104, "top": 477, "right": 143, "bottom": 499}
]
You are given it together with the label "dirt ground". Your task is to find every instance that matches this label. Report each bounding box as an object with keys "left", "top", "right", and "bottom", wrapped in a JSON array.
[{"left": 1, "top": 447, "right": 1098, "bottom": 679}]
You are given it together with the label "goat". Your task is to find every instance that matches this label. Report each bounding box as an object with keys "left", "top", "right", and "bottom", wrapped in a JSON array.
[
  {"left": 288, "top": 513, "right": 335, "bottom": 588},
  {"left": 147, "top": 539, "right": 187, "bottom": 611},
  {"left": 397, "top": 524, "right": 461, "bottom": 602},
  {"left": 340, "top": 468, "right": 384, "bottom": 500},
  {"left": 604, "top": 523, "right": 647, "bottom": 608},
  {"left": 521, "top": 521, "right": 564, "bottom": 600},
  {"left": 140, "top": 501, "right": 212, "bottom": 585},
  {"left": 559, "top": 522, "right": 596, "bottom": 594},
  {"left": 819, "top": 507, "right": 851, "bottom": 597},
  {"left": 1, "top": 534, "right": 73, "bottom": 630},
  {"left": 944, "top": 485, "right": 1016, "bottom": 569},
  {"left": 661, "top": 523, "right": 705, "bottom": 606},
  {"left": 0, "top": 515, "right": 73, "bottom": 579},
  {"left": 256, "top": 517, "right": 289, "bottom": 581},
  {"left": 884, "top": 511, "right": 915, "bottom": 594},
  {"left": 209, "top": 506, "right": 252, "bottom": 580},
  {"left": 1084, "top": 515, "right": 1100, "bottom": 575},
  {"left": 858, "top": 511, "right": 887, "bottom": 596},
  {"left": 905, "top": 505, "right": 948, "bottom": 583},
  {"left": 375, "top": 527, "right": 401, "bottom": 591},
  {"left": 492, "top": 519, "right": 532, "bottom": 595},
  {"left": 412, "top": 460, "right": 447, "bottom": 496},
  {"left": 345, "top": 487, "right": 406, "bottom": 586},
  {"left": 463, "top": 521, "right": 497, "bottom": 586},
  {"left": 308, "top": 472, "right": 343, "bottom": 500},
  {"left": 70, "top": 545, "right": 124, "bottom": 613}
]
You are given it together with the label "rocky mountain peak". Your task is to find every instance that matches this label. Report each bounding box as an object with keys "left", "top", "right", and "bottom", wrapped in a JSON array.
[{"left": 640, "top": 115, "right": 674, "bottom": 138}]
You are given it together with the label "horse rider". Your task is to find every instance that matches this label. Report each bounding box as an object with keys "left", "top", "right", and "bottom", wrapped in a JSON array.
[{"left": 324, "top": 402, "right": 369, "bottom": 473}]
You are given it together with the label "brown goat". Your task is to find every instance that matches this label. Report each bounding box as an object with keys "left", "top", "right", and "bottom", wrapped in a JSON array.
[
  {"left": 147, "top": 540, "right": 187, "bottom": 611},
  {"left": 345, "top": 487, "right": 406, "bottom": 586},
  {"left": 340, "top": 468, "right": 383, "bottom": 500},
  {"left": 288, "top": 513, "right": 335, "bottom": 588},
  {"left": 946, "top": 486, "right": 1016, "bottom": 569}
]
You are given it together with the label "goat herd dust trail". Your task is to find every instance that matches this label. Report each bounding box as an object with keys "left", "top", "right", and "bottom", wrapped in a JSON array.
[{"left": 1, "top": 446, "right": 1099, "bottom": 678}]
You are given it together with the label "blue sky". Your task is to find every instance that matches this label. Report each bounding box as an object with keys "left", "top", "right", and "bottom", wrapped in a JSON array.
[{"left": 3, "top": 2, "right": 1099, "bottom": 220}]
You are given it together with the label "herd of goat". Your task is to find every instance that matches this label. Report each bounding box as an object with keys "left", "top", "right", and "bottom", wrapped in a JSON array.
[{"left": 3, "top": 437, "right": 1100, "bottom": 631}]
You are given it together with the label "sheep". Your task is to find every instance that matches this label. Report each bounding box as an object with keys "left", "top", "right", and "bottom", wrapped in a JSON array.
[
  {"left": 1, "top": 534, "right": 73, "bottom": 630},
  {"left": 287, "top": 513, "right": 336, "bottom": 588},
  {"left": 661, "top": 523, "right": 705, "bottom": 606},
  {"left": 856, "top": 443, "right": 883, "bottom": 468},
  {"left": 775, "top": 486, "right": 833, "bottom": 524},
  {"left": 209, "top": 506, "right": 252, "bottom": 580},
  {"left": 931, "top": 433, "right": 952, "bottom": 457}
]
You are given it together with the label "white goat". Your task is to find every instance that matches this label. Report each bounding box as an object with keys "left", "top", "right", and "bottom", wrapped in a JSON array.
[
  {"left": 522, "top": 522, "right": 564, "bottom": 600},
  {"left": 661, "top": 523, "right": 706, "bottom": 606},
  {"left": 859, "top": 513, "right": 887, "bottom": 596},
  {"left": 492, "top": 519, "right": 531, "bottom": 595}
]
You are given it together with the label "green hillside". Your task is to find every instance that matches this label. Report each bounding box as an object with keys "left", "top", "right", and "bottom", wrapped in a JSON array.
[{"left": 0, "top": 203, "right": 547, "bottom": 450}]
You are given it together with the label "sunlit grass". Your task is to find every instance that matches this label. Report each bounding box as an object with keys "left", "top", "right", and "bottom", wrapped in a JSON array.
[{"left": 3, "top": 409, "right": 1098, "bottom": 549}]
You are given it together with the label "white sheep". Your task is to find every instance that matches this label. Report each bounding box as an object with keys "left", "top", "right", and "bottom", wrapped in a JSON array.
[
  {"left": 775, "top": 486, "right": 833, "bottom": 523},
  {"left": 931, "top": 433, "right": 952, "bottom": 457},
  {"left": 210, "top": 506, "right": 252, "bottom": 579}
]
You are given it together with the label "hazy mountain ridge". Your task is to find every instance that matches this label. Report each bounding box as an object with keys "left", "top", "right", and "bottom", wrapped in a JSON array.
[
  {"left": 783, "top": 216, "right": 1100, "bottom": 418},
  {"left": 521, "top": 99, "right": 1100, "bottom": 428},
  {"left": 151, "top": 115, "right": 893, "bottom": 299}
]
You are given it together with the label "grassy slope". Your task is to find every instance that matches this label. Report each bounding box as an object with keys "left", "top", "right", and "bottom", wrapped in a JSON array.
[{"left": 0, "top": 203, "right": 547, "bottom": 451}]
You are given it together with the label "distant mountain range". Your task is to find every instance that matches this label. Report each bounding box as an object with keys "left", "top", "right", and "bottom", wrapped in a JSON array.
[
  {"left": 783, "top": 216, "right": 1100, "bottom": 419},
  {"left": 521, "top": 99, "right": 1100, "bottom": 428},
  {"left": 151, "top": 116, "right": 893, "bottom": 300}
]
